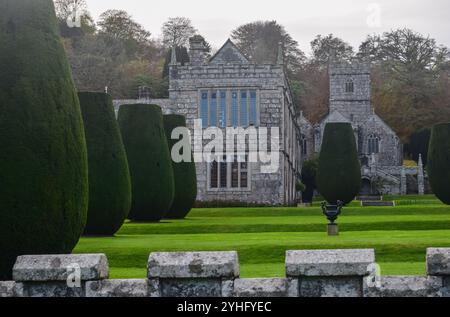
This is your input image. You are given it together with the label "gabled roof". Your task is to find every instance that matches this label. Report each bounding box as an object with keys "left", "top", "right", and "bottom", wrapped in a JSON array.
[
  {"left": 320, "top": 110, "right": 350, "bottom": 127},
  {"left": 363, "top": 113, "right": 398, "bottom": 136},
  {"left": 209, "top": 39, "right": 250, "bottom": 65}
]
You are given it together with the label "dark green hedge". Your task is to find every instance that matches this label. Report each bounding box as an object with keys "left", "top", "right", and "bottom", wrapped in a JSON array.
[
  {"left": 316, "top": 123, "right": 361, "bottom": 205},
  {"left": 427, "top": 123, "right": 450, "bottom": 204},
  {"left": 79, "top": 92, "right": 132, "bottom": 235},
  {"left": 163, "top": 115, "right": 197, "bottom": 219},
  {"left": 0, "top": 0, "right": 88, "bottom": 279},
  {"left": 118, "top": 104, "right": 174, "bottom": 221}
]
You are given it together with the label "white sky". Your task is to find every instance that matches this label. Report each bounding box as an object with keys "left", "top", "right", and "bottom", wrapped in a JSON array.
[{"left": 86, "top": 0, "right": 450, "bottom": 54}]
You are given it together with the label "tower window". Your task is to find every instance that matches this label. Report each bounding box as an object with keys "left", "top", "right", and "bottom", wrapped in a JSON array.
[{"left": 345, "top": 80, "right": 354, "bottom": 93}]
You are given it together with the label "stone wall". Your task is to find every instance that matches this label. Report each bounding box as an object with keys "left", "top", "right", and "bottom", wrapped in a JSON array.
[
  {"left": 2, "top": 249, "right": 450, "bottom": 297},
  {"left": 112, "top": 99, "right": 172, "bottom": 116}
]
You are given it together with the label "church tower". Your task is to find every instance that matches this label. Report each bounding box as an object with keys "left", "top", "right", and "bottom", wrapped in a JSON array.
[{"left": 329, "top": 59, "right": 372, "bottom": 123}]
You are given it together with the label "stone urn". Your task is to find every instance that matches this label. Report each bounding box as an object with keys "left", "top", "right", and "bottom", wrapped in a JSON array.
[{"left": 321, "top": 201, "right": 344, "bottom": 236}]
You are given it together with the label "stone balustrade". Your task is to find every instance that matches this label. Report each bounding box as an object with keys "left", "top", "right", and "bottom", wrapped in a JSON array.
[{"left": 1, "top": 248, "right": 450, "bottom": 297}]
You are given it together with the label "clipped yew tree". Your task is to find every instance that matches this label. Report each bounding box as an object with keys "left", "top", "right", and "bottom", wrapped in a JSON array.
[
  {"left": 118, "top": 104, "right": 175, "bottom": 221},
  {"left": 79, "top": 92, "right": 132, "bottom": 235},
  {"left": 427, "top": 123, "right": 450, "bottom": 204},
  {"left": 0, "top": 0, "right": 88, "bottom": 279},
  {"left": 317, "top": 123, "right": 361, "bottom": 205},
  {"left": 163, "top": 115, "right": 198, "bottom": 219}
]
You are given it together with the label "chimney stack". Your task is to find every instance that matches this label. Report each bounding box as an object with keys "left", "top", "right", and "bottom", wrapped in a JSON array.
[{"left": 189, "top": 35, "right": 208, "bottom": 66}]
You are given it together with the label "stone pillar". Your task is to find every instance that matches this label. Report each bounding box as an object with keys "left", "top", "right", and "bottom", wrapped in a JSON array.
[
  {"left": 401, "top": 167, "right": 407, "bottom": 196},
  {"left": 285, "top": 249, "right": 375, "bottom": 297},
  {"left": 418, "top": 154, "right": 425, "bottom": 196},
  {"left": 370, "top": 153, "right": 377, "bottom": 174},
  {"left": 12, "top": 254, "right": 108, "bottom": 297},
  {"left": 427, "top": 248, "right": 450, "bottom": 297},
  {"left": 0, "top": 281, "right": 22, "bottom": 297},
  {"left": 147, "top": 251, "right": 240, "bottom": 297}
]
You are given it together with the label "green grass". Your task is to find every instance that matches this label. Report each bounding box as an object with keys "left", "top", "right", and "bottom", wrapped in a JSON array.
[{"left": 74, "top": 203, "right": 450, "bottom": 279}]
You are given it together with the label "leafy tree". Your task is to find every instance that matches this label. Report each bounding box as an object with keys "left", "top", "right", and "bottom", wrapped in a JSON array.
[
  {"left": 231, "top": 20, "right": 305, "bottom": 72},
  {"left": 0, "top": 0, "right": 88, "bottom": 279},
  {"left": 310, "top": 34, "right": 354, "bottom": 67},
  {"left": 162, "top": 17, "right": 197, "bottom": 48},
  {"left": 359, "top": 29, "right": 450, "bottom": 141},
  {"left": 97, "top": 9, "right": 151, "bottom": 57}
]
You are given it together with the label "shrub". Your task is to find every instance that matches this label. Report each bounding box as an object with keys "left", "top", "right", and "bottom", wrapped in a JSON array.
[
  {"left": 316, "top": 123, "right": 361, "bottom": 205},
  {"left": 79, "top": 92, "right": 132, "bottom": 235},
  {"left": 0, "top": 0, "right": 88, "bottom": 279},
  {"left": 301, "top": 156, "right": 319, "bottom": 203},
  {"left": 163, "top": 115, "right": 198, "bottom": 219},
  {"left": 406, "top": 127, "right": 431, "bottom": 166},
  {"left": 118, "top": 104, "right": 174, "bottom": 221},
  {"left": 427, "top": 123, "right": 450, "bottom": 204}
]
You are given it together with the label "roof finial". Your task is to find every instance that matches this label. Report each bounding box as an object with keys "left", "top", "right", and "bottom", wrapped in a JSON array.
[
  {"left": 170, "top": 46, "right": 177, "bottom": 66},
  {"left": 418, "top": 154, "right": 423, "bottom": 167},
  {"left": 277, "top": 42, "right": 284, "bottom": 66}
]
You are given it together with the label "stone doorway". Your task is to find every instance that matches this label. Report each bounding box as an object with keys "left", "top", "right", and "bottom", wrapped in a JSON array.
[{"left": 360, "top": 178, "right": 374, "bottom": 196}]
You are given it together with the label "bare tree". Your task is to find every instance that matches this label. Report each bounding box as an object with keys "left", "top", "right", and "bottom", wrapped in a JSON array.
[
  {"left": 54, "top": 0, "right": 87, "bottom": 20},
  {"left": 162, "top": 17, "right": 197, "bottom": 48}
]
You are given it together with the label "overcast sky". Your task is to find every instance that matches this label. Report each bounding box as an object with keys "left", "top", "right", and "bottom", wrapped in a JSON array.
[{"left": 86, "top": 0, "right": 450, "bottom": 54}]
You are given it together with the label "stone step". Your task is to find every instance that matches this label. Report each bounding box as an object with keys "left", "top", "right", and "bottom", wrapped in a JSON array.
[
  {"left": 361, "top": 201, "right": 395, "bottom": 207},
  {"left": 357, "top": 195, "right": 382, "bottom": 201}
]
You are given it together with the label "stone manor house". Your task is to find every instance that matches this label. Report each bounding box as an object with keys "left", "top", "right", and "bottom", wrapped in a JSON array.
[{"left": 114, "top": 36, "right": 425, "bottom": 205}]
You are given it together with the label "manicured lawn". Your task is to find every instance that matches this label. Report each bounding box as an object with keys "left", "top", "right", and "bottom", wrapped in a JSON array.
[{"left": 74, "top": 197, "right": 450, "bottom": 279}]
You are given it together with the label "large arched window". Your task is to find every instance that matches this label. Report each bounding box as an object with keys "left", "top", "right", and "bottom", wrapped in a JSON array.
[
  {"left": 345, "top": 80, "right": 354, "bottom": 93},
  {"left": 368, "top": 134, "right": 380, "bottom": 154}
]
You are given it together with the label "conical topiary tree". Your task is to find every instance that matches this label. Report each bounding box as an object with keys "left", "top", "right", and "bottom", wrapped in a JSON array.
[
  {"left": 118, "top": 104, "right": 174, "bottom": 221},
  {"left": 427, "top": 123, "right": 450, "bottom": 204},
  {"left": 317, "top": 123, "right": 361, "bottom": 205},
  {"left": 79, "top": 92, "right": 132, "bottom": 235},
  {"left": 0, "top": 0, "right": 88, "bottom": 279},
  {"left": 163, "top": 115, "right": 197, "bottom": 219}
]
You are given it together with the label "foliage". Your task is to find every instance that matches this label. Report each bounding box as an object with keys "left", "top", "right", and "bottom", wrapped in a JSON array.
[
  {"left": 405, "top": 128, "right": 431, "bottom": 165},
  {"left": 310, "top": 34, "right": 354, "bottom": 67},
  {"left": 163, "top": 115, "right": 198, "bottom": 219},
  {"left": 0, "top": 0, "right": 88, "bottom": 279},
  {"left": 79, "top": 92, "right": 132, "bottom": 235},
  {"left": 118, "top": 104, "right": 175, "bottom": 222},
  {"left": 162, "top": 46, "right": 190, "bottom": 79},
  {"left": 296, "top": 181, "right": 306, "bottom": 193},
  {"left": 427, "top": 123, "right": 450, "bottom": 205},
  {"left": 301, "top": 156, "right": 320, "bottom": 203},
  {"left": 98, "top": 10, "right": 151, "bottom": 45},
  {"left": 231, "top": 20, "right": 305, "bottom": 73},
  {"left": 360, "top": 28, "right": 450, "bottom": 142},
  {"left": 316, "top": 123, "right": 361, "bottom": 205}
]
